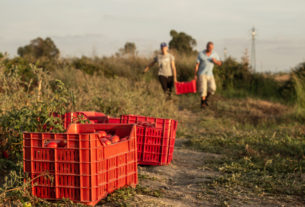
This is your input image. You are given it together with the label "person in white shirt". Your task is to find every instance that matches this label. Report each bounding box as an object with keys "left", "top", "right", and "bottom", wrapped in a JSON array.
[{"left": 144, "top": 42, "right": 177, "bottom": 97}]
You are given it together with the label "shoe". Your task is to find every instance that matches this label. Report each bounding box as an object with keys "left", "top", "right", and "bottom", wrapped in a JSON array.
[
  {"left": 201, "top": 99, "right": 207, "bottom": 108},
  {"left": 204, "top": 92, "right": 212, "bottom": 106},
  {"left": 204, "top": 99, "right": 209, "bottom": 106}
]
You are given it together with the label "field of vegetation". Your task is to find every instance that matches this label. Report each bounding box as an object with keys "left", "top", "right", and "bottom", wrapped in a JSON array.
[{"left": 0, "top": 36, "right": 304, "bottom": 206}]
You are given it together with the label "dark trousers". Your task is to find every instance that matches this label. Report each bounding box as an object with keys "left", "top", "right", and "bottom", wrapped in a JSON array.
[{"left": 158, "top": 75, "right": 173, "bottom": 94}]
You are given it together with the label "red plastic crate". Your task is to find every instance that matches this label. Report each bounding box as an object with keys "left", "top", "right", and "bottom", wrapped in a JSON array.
[
  {"left": 76, "top": 112, "right": 106, "bottom": 117},
  {"left": 120, "top": 115, "right": 178, "bottom": 165},
  {"left": 107, "top": 117, "right": 121, "bottom": 124},
  {"left": 53, "top": 112, "right": 110, "bottom": 129},
  {"left": 23, "top": 123, "right": 138, "bottom": 206},
  {"left": 75, "top": 112, "right": 109, "bottom": 125},
  {"left": 175, "top": 80, "right": 197, "bottom": 95}
]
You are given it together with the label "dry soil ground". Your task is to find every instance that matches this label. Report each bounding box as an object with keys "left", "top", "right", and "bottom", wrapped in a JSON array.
[{"left": 119, "top": 139, "right": 304, "bottom": 207}]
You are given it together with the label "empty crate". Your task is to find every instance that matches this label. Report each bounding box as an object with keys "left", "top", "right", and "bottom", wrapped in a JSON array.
[{"left": 175, "top": 80, "right": 197, "bottom": 95}]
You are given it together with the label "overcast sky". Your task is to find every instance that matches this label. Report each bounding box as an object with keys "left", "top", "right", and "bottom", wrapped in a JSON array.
[{"left": 1, "top": 0, "right": 305, "bottom": 72}]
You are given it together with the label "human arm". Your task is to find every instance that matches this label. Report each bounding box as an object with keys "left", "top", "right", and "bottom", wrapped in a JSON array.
[
  {"left": 194, "top": 63, "right": 199, "bottom": 80},
  {"left": 194, "top": 53, "right": 201, "bottom": 80},
  {"left": 171, "top": 60, "right": 177, "bottom": 82},
  {"left": 144, "top": 59, "right": 157, "bottom": 73},
  {"left": 212, "top": 58, "right": 222, "bottom": 66}
]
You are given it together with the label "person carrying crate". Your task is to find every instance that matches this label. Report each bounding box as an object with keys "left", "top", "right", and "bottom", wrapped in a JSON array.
[
  {"left": 144, "top": 42, "right": 177, "bottom": 97},
  {"left": 194, "top": 41, "right": 222, "bottom": 108}
]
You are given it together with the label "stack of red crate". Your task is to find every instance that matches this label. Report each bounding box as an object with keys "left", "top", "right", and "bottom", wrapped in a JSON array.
[
  {"left": 23, "top": 123, "right": 138, "bottom": 206},
  {"left": 53, "top": 112, "right": 178, "bottom": 166},
  {"left": 35, "top": 111, "right": 178, "bottom": 205}
]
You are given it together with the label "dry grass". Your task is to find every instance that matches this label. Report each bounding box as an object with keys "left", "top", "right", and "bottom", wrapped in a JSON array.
[{"left": 273, "top": 74, "right": 290, "bottom": 82}]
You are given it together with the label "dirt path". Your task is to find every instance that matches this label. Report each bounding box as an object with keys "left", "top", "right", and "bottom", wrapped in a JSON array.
[
  {"left": 118, "top": 138, "right": 304, "bottom": 207},
  {"left": 132, "top": 138, "right": 220, "bottom": 207}
]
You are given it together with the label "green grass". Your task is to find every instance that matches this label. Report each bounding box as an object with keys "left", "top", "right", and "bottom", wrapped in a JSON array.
[{"left": 181, "top": 97, "right": 305, "bottom": 202}]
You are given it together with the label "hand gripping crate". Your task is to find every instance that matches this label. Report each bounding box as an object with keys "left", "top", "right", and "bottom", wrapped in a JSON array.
[
  {"left": 175, "top": 79, "right": 197, "bottom": 95},
  {"left": 120, "top": 115, "right": 178, "bottom": 165},
  {"left": 23, "top": 123, "right": 138, "bottom": 206}
]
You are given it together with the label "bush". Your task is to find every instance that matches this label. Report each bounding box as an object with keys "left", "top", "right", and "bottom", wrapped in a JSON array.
[
  {"left": 0, "top": 60, "right": 73, "bottom": 162},
  {"left": 2, "top": 57, "right": 38, "bottom": 86},
  {"left": 279, "top": 62, "right": 305, "bottom": 113},
  {"left": 291, "top": 62, "right": 305, "bottom": 118},
  {"left": 71, "top": 56, "right": 150, "bottom": 79},
  {"left": 174, "top": 53, "right": 197, "bottom": 81},
  {"left": 0, "top": 104, "right": 65, "bottom": 161}
]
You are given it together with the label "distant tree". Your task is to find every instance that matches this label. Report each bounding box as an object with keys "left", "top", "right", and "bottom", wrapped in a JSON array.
[
  {"left": 118, "top": 42, "right": 137, "bottom": 57},
  {"left": 241, "top": 48, "right": 249, "bottom": 65},
  {"left": 17, "top": 37, "right": 60, "bottom": 60},
  {"left": 293, "top": 62, "right": 305, "bottom": 80},
  {"left": 169, "top": 30, "right": 197, "bottom": 55},
  {"left": 241, "top": 48, "right": 250, "bottom": 71}
]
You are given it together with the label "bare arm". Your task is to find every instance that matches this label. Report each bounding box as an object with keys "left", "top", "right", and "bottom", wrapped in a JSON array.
[
  {"left": 212, "top": 58, "right": 222, "bottom": 66},
  {"left": 171, "top": 60, "right": 177, "bottom": 82},
  {"left": 194, "top": 63, "right": 199, "bottom": 80},
  {"left": 144, "top": 59, "right": 156, "bottom": 73}
]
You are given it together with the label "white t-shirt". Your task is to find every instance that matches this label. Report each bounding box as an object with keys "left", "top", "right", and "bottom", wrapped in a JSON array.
[{"left": 154, "top": 53, "right": 175, "bottom": 77}]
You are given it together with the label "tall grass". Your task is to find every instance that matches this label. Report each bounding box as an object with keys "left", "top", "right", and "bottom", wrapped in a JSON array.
[
  {"left": 3, "top": 54, "right": 304, "bottom": 115},
  {"left": 52, "top": 67, "right": 178, "bottom": 118},
  {"left": 294, "top": 75, "right": 305, "bottom": 109},
  {"left": 291, "top": 62, "right": 305, "bottom": 119}
]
